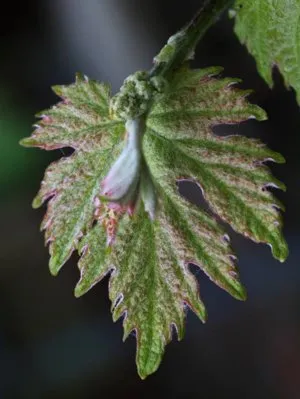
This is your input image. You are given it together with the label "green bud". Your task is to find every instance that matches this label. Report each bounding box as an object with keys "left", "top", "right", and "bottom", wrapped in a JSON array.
[{"left": 110, "top": 71, "right": 166, "bottom": 120}]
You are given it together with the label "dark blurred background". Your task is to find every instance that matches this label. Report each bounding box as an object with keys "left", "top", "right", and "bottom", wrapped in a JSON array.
[{"left": 1, "top": 1, "right": 300, "bottom": 398}]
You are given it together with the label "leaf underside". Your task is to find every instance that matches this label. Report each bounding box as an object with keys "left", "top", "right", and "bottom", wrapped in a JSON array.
[
  {"left": 234, "top": 0, "right": 300, "bottom": 104},
  {"left": 21, "top": 67, "right": 288, "bottom": 378}
]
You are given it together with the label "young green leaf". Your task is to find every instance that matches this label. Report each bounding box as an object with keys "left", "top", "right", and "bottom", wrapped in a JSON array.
[
  {"left": 20, "top": 67, "right": 287, "bottom": 378},
  {"left": 233, "top": 0, "right": 300, "bottom": 104}
]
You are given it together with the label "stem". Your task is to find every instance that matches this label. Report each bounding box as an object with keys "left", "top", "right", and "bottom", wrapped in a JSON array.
[
  {"left": 105, "top": 1, "right": 233, "bottom": 213},
  {"left": 150, "top": 0, "right": 233, "bottom": 80}
]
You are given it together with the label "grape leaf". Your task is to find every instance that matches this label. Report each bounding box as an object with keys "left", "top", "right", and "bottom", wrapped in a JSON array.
[
  {"left": 20, "top": 67, "right": 288, "bottom": 378},
  {"left": 233, "top": 0, "right": 300, "bottom": 104}
]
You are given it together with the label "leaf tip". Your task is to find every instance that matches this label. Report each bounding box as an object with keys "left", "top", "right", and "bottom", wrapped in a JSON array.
[
  {"left": 272, "top": 152, "right": 286, "bottom": 165},
  {"left": 190, "top": 300, "right": 207, "bottom": 323},
  {"left": 207, "top": 66, "right": 224, "bottom": 77},
  {"left": 235, "top": 285, "right": 247, "bottom": 301},
  {"left": 19, "top": 137, "right": 37, "bottom": 148},
  {"left": 49, "top": 254, "right": 63, "bottom": 277},
  {"left": 202, "top": 306, "right": 208, "bottom": 323},
  {"left": 32, "top": 195, "right": 43, "bottom": 209},
  {"left": 248, "top": 105, "right": 268, "bottom": 122},
  {"left": 137, "top": 361, "right": 159, "bottom": 380},
  {"left": 227, "top": 279, "right": 247, "bottom": 301},
  {"left": 74, "top": 279, "right": 90, "bottom": 298},
  {"left": 137, "top": 370, "right": 148, "bottom": 380},
  {"left": 269, "top": 239, "right": 289, "bottom": 263},
  {"left": 75, "top": 72, "right": 88, "bottom": 83},
  {"left": 51, "top": 85, "right": 63, "bottom": 96},
  {"left": 74, "top": 285, "right": 83, "bottom": 298}
]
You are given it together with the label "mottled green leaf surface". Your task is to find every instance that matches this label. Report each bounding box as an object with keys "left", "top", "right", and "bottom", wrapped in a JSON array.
[
  {"left": 21, "top": 74, "right": 124, "bottom": 274},
  {"left": 234, "top": 0, "right": 300, "bottom": 104},
  {"left": 21, "top": 67, "right": 287, "bottom": 378}
]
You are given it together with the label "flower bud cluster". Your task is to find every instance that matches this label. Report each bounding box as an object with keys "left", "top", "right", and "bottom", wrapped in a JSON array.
[{"left": 110, "top": 71, "right": 167, "bottom": 120}]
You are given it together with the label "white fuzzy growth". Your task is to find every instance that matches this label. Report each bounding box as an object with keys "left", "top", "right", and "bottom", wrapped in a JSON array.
[
  {"left": 228, "top": 8, "right": 237, "bottom": 18},
  {"left": 141, "top": 167, "right": 157, "bottom": 220},
  {"left": 101, "top": 119, "right": 144, "bottom": 201},
  {"left": 167, "top": 30, "right": 185, "bottom": 45}
]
